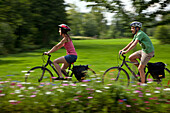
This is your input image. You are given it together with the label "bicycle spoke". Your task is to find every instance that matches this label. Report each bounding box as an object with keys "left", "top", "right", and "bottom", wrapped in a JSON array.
[{"left": 103, "top": 67, "right": 129, "bottom": 86}]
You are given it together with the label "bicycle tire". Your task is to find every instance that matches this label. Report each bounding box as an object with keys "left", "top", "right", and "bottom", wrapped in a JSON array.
[
  {"left": 102, "top": 67, "right": 130, "bottom": 86},
  {"left": 25, "top": 66, "right": 54, "bottom": 83}
]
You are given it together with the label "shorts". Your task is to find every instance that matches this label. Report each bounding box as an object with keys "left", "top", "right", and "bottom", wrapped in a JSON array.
[
  {"left": 64, "top": 55, "right": 77, "bottom": 64},
  {"left": 130, "top": 50, "right": 154, "bottom": 66}
]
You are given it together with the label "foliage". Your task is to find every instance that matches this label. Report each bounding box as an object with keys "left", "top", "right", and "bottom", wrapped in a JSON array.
[
  {"left": 67, "top": 4, "right": 107, "bottom": 38},
  {"left": 0, "top": 22, "right": 16, "bottom": 54},
  {"left": 81, "top": 0, "right": 170, "bottom": 27},
  {"left": 0, "top": 0, "right": 67, "bottom": 54},
  {"left": 0, "top": 76, "right": 170, "bottom": 112},
  {"left": 154, "top": 25, "right": 170, "bottom": 44},
  {"left": 80, "top": 0, "right": 170, "bottom": 39}
]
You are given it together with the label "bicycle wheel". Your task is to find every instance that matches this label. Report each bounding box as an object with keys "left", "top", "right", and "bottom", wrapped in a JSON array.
[
  {"left": 102, "top": 67, "right": 130, "bottom": 86},
  {"left": 25, "top": 66, "right": 54, "bottom": 83}
]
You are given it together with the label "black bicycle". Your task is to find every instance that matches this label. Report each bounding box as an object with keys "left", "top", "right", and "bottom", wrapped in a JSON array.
[
  {"left": 25, "top": 54, "right": 96, "bottom": 83},
  {"left": 102, "top": 54, "right": 170, "bottom": 86}
]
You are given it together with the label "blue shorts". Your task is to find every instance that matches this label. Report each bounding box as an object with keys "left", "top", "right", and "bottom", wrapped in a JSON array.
[{"left": 64, "top": 55, "right": 77, "bottom": 64}]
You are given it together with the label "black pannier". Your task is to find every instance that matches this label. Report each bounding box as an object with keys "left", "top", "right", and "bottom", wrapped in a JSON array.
[
  {"left": 147, "top": 62, "right": 165, "bottom": 79},
  {"left": 72, "top": 65, "right": 88, "bottom": 81}
]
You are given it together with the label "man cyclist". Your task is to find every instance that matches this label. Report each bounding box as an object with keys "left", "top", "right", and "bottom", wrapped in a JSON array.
[{"left": 119, "top": 21, "right": 154, "bottom": 84}]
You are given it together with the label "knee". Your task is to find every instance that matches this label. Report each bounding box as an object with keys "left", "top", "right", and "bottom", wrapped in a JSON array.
[
  {"left": 128, "top": 55, "right": 133, "bottom": 61},
  {"left": 138, "top": 66, "right": 144, "bottom": 72},
  {"left": 53, "top": 59, "right": 59, "bottom": 64}
]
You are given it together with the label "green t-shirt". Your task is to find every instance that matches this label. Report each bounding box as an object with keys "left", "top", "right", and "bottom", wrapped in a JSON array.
[{"left": 133, "top": 30, "right": 154, "bottom": 53}]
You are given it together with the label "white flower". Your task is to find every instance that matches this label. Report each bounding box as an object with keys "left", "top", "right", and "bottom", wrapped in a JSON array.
[
  {"left": 163, "top": 88, "right": 170, "bottom": 91},
  {"left": 96, "top": 77, "right": 101, "bottom": 79},
  {"left": 140, "top": 83, "right": 147, "bottom": 86},
  {"left": 15, "top": 90, "right": 21, "bottom": 94},
  {"left": 45, "top": 92, "right": 52, "bottom": 95},
  {"left": 154, "top": 91, "right": 160, "bottom": 93},
  {"left": 18, "top": 95, "right": 24, "bottom": 97},
  {"left": 9, "top": 100, "right": 17, "bottom": 102},
  {"left": 25, "top": 73, "right": 30, "bottom": 76},
  {"left": 80, "top": 84, "right": 88, "bottom": 86},
  {"left": 146, "top": 93, "right": 151, "bottom": 96},
  {"left": 96, "top": 81, "right": 102, "bottom": 83},
  {"left": 96, "top": 90, "right": 102, "bottom": 93},
  {"left": 20, "top": 82, "right": 27, "bottom": 84},
  {"left": 28, "top": 87, "right": 35, "bottom": 90},
  {"left": 52, "top": 86, "right": 59, "bottom": 89},
  {"left": 57, "top": 89, "right": 64, "bottom": 92},
  {"left": 104, "top": 87, "right": 110, "bottom": 89}
]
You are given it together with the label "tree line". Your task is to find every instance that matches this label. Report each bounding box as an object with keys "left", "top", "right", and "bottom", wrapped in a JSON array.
[
  {"left": 0, "top": 0, "right": 67, "bottom": 54},
  {"left": 0, "top": 0, "right": 169, "bottom": 55}
]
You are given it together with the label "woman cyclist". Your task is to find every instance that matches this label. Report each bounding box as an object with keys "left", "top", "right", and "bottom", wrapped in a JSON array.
[
  {"left": 44, "top": 24, "right": 77, "bottom": 80},
  {"left": 119, "top": 21, "right": 154, "bottom": 84}
]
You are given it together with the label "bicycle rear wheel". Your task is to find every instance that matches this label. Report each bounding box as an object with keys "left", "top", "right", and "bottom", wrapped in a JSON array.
[
  {"left": 25, "top": 66, "right": 54, "bottom": 83},
  {"left": 102, "top": 67, "right": 130, "bottom": 86}
]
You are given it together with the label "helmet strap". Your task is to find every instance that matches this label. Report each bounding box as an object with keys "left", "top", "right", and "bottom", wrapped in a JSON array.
[{"left": 134, "top": 27, "right": 139, "bottom": 35}]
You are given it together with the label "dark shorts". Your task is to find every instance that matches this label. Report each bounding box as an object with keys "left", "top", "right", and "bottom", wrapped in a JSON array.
[{"left": 64, "top": 55, "right": 77, "bottom": 64}]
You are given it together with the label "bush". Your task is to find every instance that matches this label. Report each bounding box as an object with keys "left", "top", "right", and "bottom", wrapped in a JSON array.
[
  {"left": 0, "top": 79, "right": 170, "bottom": 113},
  {"left": 0, "top": 22, "right": 16, "bottom": 54},
  {"left": 154, "top": 25, "right": 170, "bottom": 44}
]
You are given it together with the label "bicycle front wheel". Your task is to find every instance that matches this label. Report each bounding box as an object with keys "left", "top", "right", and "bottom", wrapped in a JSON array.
[
  {"left": 25, "top": 66, "right": 54, "bottom": 83},
  {"left": 102, "top": 67, "right": 130, "bottom": 86}
]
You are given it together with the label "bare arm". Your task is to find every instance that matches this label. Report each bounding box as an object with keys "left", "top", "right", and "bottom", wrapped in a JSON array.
[
  {"left": 121, "top": 40, "right": 139, "bottom": 55},
  {"left": 126, "top": 40, "right": 139, "bottom": 53},
  {"left": 46, "top": 38, "right": 67, "bottom": 54},
  {"left": 119, "top": 40, "right": 134, "bottom": 54}
]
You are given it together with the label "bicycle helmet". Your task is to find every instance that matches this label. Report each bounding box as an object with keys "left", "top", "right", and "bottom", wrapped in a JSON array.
[
  {"left": 58, "top": 24, "right": 71, "bottom": 31},
  {"left": 130, "top": 21, "right": 142, "bottom": 28}
]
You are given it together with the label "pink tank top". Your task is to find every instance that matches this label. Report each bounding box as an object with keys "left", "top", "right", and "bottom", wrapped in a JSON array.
[{"left": 63, "top": 41, "right": 77, "bottom": 55}]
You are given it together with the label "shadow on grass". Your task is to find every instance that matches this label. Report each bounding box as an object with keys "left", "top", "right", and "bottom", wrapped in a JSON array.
[{"left": 0, "top": 59, "right": 24, "bottom": 65}]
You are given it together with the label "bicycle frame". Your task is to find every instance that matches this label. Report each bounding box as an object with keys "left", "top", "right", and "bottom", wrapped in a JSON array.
[
  {"left": 43, "top": 54, "right": 72, "bottom": 77},
  {"left": 119, "top": 54, "right": 139, "bottom": 80},
  {"left": 43, "top": 54, "right": 60, "bottom": 76}
]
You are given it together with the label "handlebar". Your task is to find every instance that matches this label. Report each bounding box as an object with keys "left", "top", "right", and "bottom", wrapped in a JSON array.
[{"left": 119, "top": 51, "right": 126, "bottom": 60}]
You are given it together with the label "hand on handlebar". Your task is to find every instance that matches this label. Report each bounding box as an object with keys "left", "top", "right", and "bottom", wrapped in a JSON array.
[
  {"left": 119, "top": 50, "right": 127, "bottom": 56},
  {"left": 43, "top": 52, "right": 49, "bottom": 55}
]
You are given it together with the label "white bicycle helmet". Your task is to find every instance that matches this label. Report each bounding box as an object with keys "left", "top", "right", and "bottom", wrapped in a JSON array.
[{"left": 130, "top": 21, "right": 142, "bottom": 28}]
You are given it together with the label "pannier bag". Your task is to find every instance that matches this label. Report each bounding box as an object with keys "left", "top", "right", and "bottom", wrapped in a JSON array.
[
  {"left": 147, "top": 62, "right": 165, "bottom": 79},
  {"left": 72, "top": 65, "right": 88, "bottom": 81}
]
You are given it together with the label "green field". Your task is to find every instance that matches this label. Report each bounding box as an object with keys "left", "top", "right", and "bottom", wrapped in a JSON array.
[
  {"left": 0, "top": 38, "right": 170, "bottom": 112},
  {"left": 0, "top": 38, "right": 170, "bottom": 83}
]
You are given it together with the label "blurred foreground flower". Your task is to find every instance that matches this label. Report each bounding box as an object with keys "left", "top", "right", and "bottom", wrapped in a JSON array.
[
  {"left": 9, "top": 100, "right": 21, "bottom": 105},
  {"left": 95, "top": 90, "right": 102, "bottom": 93},
  {"left": 163, "top": 88, "right": 170, "bottom": 91}
]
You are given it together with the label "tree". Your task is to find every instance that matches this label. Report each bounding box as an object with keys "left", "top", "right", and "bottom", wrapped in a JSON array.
[
  {"left": 0, "top": 22, "right": 16, "bottom": 54},
  {"left": 30, "top": 0, "right": 67, "bottom": 45},
  {"left": 81, "top": 0, "right": 170, "bottom": 27}
]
